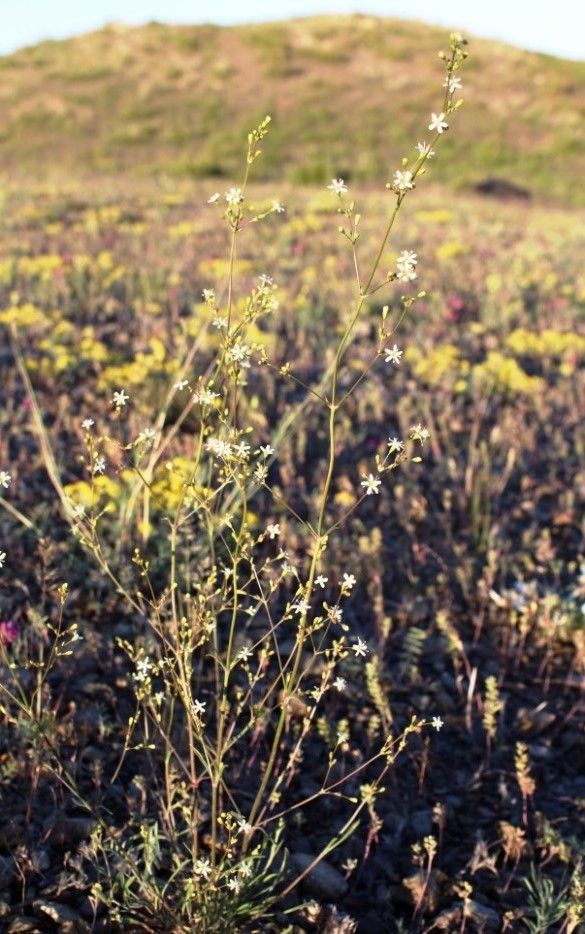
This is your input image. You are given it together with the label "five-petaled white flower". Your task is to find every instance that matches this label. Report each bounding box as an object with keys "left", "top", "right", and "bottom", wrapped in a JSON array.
[
  {"left": 195, "top": 388, "right": 220, "bottom": 406},
  {"left": 208, "top": 192, "right": 221, "bottom": 203},
  {"left": 432, "top": 716, "right": 444, "bottom": 731},
  {"left": 384, "top": 344, "right": 403, "bottom": 365},
  {"left": 137, "top": 428, "right": 156, "bottom": 445},
  {"left": 272, "top": 199, "right": 285, "bottom": 213},
  {"left": 194, "top": 858, "right": 212, "bottom": 879},
  {"left": 227, "top": 342, "right": 251, "bottom": 366},
  {"left": 0, "top": 551, "right": 6, "bottom": 568},
  {"left": 328, "top": 178, "right": 348, "bottom": 195},
  {"left": 92, "top": 454, "right": 106, "bottom": 475},
  {"left": 333, "top": 676, "right": 347, "bottom": 691},
  {"left": 393, "top": 170, "right": 414, "bottom": 191},
  {"left": 225, "top": 187, "right": 243, "bottom": 205},
  {"left": 0, "top": 471, "right": 11, "bottom": 489},
  {"left": 174, "top": 379, "right": 189, "bottom": 390},
  {"left": 228, "top": 877, "right": 241, "bottom": 894},
  {"left": 134, "top": 656, "right": 153, "bottom": 682},
  {"left": 112, "top": 389, "right": 129, "bottom": 408},
  {"left": 292, "top": 598, "right": 311, "bottom": 616},
  {"left": 81, "top": 419, "right": 94, "bottom": 431},
  {"left": 342, "top": 573, "right": 357, "bottom": 591},
  {"left": 444, "top": 75, "right": 462, "bottom": 93},
  {"left": 259, "top": 444, "right": 274, "bottom": 457},
  {"left": 266, "top": 523, "right": 281, "bottom": 539},
  {"left": 429, "top": 112, "right": 448, "bottom": 134},
  {"left": 237, "top": 817, "right": 253, "bottom": 835},
  {"left": 352, "top": 637, "right": 369, "bottom": 658},
  {"left": 192, "top": 699, "right": 206, "bottom": 716},
  {"left": 388, "top": 437, "right": 405, "bottom": 453},
  {"left": 416, "top": 141, "right": 435, "bottom": 158},
  {"left": 361, "top": 473, "right": 381, "bottom": 495},
  {"left": 410, "top": 423, "right": 431, "bottom": 444},
  {"left": 315, "top": 575, "right": 328, "bottom": 588},
  {"left": 399, "top": 249, "right": 418, "bottom": 266}
]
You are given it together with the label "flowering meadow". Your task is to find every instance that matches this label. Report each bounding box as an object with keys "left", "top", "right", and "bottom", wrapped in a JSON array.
[{"left": 0, "top": 33, "right": 585, "bottom": 933}]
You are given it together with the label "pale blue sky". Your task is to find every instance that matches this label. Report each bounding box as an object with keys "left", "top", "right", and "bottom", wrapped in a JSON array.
[{"left": 2, "top": 0, "right": 583, "bottom": 60}]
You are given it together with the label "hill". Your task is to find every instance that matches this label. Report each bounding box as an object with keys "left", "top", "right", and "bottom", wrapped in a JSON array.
[{"left": 1, "top": 16, "right": 584, "bottom": 204}]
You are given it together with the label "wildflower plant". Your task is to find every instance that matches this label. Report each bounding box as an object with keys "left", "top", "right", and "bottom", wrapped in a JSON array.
[{"left": 2, "top": 33, "right": 468, "bottom": 931}]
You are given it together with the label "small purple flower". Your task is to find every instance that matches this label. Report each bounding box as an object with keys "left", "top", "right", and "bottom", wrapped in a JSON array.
[{"left": 0, "top": 619, "right": 19, "bottom": 645}]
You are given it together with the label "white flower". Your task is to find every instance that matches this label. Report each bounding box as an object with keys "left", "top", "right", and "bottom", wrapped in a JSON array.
[
  {"left": 227, "top": 342, "right": 251, "bottom": 366},
  {"left": 134, "top": 656, "right": 153, "bottom": 682},
  {"left": 254, "top": 464, "right": 268, "bottom": 483},
  {"left": 328, "top": 178, "right": 348, "bottom": 195},
  {"left": 384, "top": 345, "right": 403, "bottom": 365},
  {"left": 333, "top": 676, "right": 347, "bottom": 691},
  {"left": 212, "top": 315, "right": 228, "bottom": 329},
  {"left": 292, "top": 599, "right": 311, "bottom": 616},
  {"left": 195, "top": 389, "right": 220, "bottom": 406},
  {"left": 315, "top": 575, "right": 328, "bottom": 588},
  {"left": 429, "top": 112, "right": 448, "bottom": 134},
  {"left": 194, "top": 858, "right": 212, "bottom": 879},
  {"left": 266, "top": 523, "right": 281, "bottom": 539},
  {"left": 225, "top": 187, "right": 243, "bottom": 205},
  {"left": 416, "top": 141, "right": 435, "bottom": 158},
  {"left": 237, "top": 646, "right": 253, "bottom": 662},
  {"left": 361, "top": 473, "right": 381, "bottom": 495},
  {"left": 237, "top": 817, "right": 253, "bottom": 835},
  {"left": 398, "top": 250, "right": 417, "bottom": 267},
  {"left": 234, "top": 441, "right": 251, "bottom": 459},
  {"left": 208, "top": 192, "right": 221, "bottom": 204},
  {"left": 228, "top": 877, "right": 241, "bottom": 894},
  {"left": 259, "top": 274, "right": 274, "bottom": 287},
  {"left": 393, "top": 170, "right": 414, "bottom": 191},
  {"left": 112, "top": 389, "right": 129, "bottom": 408},
  {"left": 396, "top": 249, "right": 418, "bottom": 282},
  {"left": 410, "top": 423, "right": 431, "bottom": 444},
  {"left": 327, "top": 605, "right": 343, "bottom": 623},
  {"left": 388, "top": 436, "right": 405, "bottom": 453},
  {"left": 81, "top": 419, "right": 94, "bottom": 432},
  {"left": 92, "top": 454, "right": 106, "bottom": 475},
  {"left": 444, "top": 75, "right": 462, "bottom": 93},
  {"left": 431, "top": 716, "right": 444, "bottom": 731},
  {"left": 137, "top": 428, "right": 156, "bottom": 445},
  {"left": 205, "top": 438, "right": 232, "bottom": 459},
  {"left": 174, "top": 379, "right": 189, "bottom": 391},
  {"left": 0, "top": 551, "right": 6, "bottom": 568},
  {"left": 192, "top": 699, "right": 206, "bottom": 716},
  {"left": 396, "top": 264, "right": 417, "bottom": 283},
  {"left": 259, "top": 444, "right": 274, "bottom": 457},
  {"left": 202, "top": 288, "right": 216, "bottom": 303},
  {"left": 272, "top": 199, "right": 285, "bottom": 213},
  {"left": 352, "top": 637, "right": 369, "bottom": 658},
  {"left": 341, "top": 573, "right": 356, "bottom": 591}
]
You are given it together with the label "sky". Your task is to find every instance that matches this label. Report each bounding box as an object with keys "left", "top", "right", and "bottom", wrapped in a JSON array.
[{"left": 1, "top": 0, "right": 583, "bottom": 61}]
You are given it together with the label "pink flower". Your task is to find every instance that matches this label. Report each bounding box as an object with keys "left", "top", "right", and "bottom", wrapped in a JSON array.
[{"left": 0, "top": 619, "right": 19, "bottom": 645}]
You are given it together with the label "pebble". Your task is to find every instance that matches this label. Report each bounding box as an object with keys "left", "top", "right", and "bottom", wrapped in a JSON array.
[{"left": 290, "top": 852, "right": 348, "bottom": 900}]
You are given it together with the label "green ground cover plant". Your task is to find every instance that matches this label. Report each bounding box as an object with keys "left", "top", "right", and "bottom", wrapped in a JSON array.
[{"left": 0, "top": 27, "right": 584, "bottom": 934}]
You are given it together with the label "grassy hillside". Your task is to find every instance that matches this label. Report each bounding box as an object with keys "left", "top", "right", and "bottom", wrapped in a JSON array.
[{"left": 1, "top": 16, "right": 585, "bottom": 203}]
